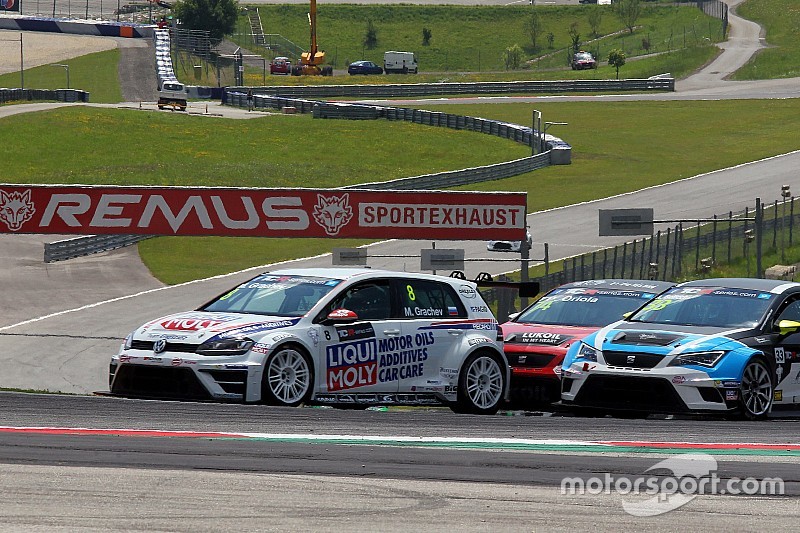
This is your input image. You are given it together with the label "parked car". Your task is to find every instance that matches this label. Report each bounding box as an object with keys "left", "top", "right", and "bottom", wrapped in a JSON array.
[
  {"left": 503, "top": 279, "right": 674, "bottom": 407},
  {"left": 270, "top": 57, "right": 291, "bottom": 75},
  {"left": 348, "top": 61, "right": 383, "bottom": 75},
  {"left": 487, "top": 230, "right": 533, "bottom": 253},
  {"left": 110, "top": 268, "right": 521, "bottom": 414},
  {"left": 561, "top": 278, "right": 800, "bottom": 420},
  {"left": 572, "top": 51, "right": 597, "bottom": 70}
]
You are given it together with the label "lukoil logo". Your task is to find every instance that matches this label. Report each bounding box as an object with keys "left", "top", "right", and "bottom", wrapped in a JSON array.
[{"left": 560, "top": 453, "right": 784, "bottom": 516}]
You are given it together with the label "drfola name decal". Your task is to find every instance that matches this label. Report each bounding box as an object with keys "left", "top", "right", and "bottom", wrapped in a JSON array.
[{"left": 0, "top": 185, "right": 527, "bottom": 240}]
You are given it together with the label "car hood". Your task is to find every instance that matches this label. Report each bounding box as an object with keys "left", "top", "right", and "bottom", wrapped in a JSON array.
[
  {"left": 587, "top": 321, "right": 749, "bottom": 355},
  {"left": 135, "top": 311, "right": 301, "bottom": 344},
  {"left": 502, "top": 323, "right": 596, "bottom": 348}
]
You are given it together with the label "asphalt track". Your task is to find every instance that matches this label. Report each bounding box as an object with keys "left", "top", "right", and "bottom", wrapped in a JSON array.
[{"left": 2, "top": 0, "right": 800, "bottom": 528}]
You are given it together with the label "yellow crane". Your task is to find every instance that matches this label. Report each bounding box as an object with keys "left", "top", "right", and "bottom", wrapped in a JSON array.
[{"left": 292, "top": 0, "right": 333, "bottom": 76}]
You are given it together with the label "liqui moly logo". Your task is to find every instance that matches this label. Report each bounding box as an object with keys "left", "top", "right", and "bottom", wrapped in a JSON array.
[{"left": 326, "top": 339, "right": 378, "bottom": 391}]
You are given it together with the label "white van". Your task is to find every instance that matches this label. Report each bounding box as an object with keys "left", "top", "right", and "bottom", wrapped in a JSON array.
[{"left": 383, "top": 51, "right": 418, "bottom": 74}]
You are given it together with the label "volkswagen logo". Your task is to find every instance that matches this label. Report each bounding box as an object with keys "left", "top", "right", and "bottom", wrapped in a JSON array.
[
  {"left": 153, "top": 339, "right": 167, "bottom": 353},
  {"left": 626, "top": 355, "right": 636, "bottom": 364}
]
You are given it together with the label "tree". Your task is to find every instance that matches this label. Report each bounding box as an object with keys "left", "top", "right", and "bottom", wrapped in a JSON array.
[
  {"left": 608, "top": 48, "right": 626, "bottom": 79},
  {"left": 422, "top": 27, "right": 432, "bottom": 46},
  {"left": 546, "top": 32, "right": 555, "bottom": 49},
  {"left": 587, "top": 6, "right": 602, "bottom": 38},
  {"left": 363, "top": 19, "right": 378, "bottom": 49},
  {"left": 568, "top": 22, "right": 581, "bottom": 55},
  {"left": 502, "top": 44, "right": 524, "bottom": 70},
  {"left": 524, "top": 11, "right": 544, "bottom": 51},
  {"left": 615, "top": 0, "right": 641, "bottom": 35},
  {"left": 172, "top": 0, "right": 238, "bottom": 44}
]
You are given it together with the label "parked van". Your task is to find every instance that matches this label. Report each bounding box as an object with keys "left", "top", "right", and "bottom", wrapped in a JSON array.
[{"left": 383, "top": 51, "right": 418, "bottom": 74}]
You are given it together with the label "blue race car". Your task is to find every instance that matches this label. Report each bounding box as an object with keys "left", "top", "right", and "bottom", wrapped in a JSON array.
[{"left": 561, "top": 278, "right": 800, "bottom": 419}]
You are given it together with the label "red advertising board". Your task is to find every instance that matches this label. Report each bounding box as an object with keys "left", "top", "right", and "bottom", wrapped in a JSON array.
[{"left": 0, "top": 185, "right": 527, "bottom": 240}]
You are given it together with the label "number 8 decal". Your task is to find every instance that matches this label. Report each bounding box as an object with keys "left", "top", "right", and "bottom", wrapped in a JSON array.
[{"left": 406, "top": 285, "right": 416, "bottom": 301}]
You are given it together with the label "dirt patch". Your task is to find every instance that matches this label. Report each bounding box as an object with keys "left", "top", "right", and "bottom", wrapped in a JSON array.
[{"left": 0, "top": 30, "right": 117, "bottom": 75}]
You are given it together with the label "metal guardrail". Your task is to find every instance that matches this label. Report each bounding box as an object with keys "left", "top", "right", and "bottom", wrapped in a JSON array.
[
  {"left": 44, "top": 234, "right": 152, "bottom": 263},
  {"left": 228, "top": 78, "right": 674, "bottom": 99},
  {"left": 0, "top": 88, "right": 90, "bottom": 104},
  {"left": 224, "top": 93, "right": 568, "bottom": 189}
]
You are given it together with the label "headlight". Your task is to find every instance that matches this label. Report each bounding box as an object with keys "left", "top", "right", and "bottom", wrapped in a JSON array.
[
  {"left": 668, "top": 351, "right": 726, "bottom": 368},
  {"left": 123, "top": 332, "right": 133, "bottom": 350},
  {"left": 196, "top": 337, "right": 255, "bottom": 356},
  {"left": 575, "top": 342, "right": 598, "bottom": 362}
]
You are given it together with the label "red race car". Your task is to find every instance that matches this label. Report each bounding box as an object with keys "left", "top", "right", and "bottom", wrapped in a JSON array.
[
  {"left": 270, "top": 57, "right": 292, "bottom": 75},
  {"left": 571, "top": 51, "right": 597, "bottom": 70},
  {"left": 502, "top": 279, "right": 674, "bottom": 408}
]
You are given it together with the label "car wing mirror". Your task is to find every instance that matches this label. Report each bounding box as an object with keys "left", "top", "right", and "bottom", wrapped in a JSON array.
[
  {"left": 322, "top": 308, "right": 360, "bottom": 325},
  {"left": 777, "top": 319, "right": 800, "bottom": 336}
]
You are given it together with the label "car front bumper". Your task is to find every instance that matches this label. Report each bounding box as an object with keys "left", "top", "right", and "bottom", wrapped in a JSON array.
[{"left": 560, "top": 363, "right": 741, "bottom": 413}]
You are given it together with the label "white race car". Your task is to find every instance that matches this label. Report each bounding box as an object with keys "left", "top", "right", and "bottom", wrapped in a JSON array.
[{"left": 110, "top": 268, "right": 534, "bottom": 414}]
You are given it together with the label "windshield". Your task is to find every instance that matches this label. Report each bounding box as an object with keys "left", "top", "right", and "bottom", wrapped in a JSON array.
[
  {"left": 629, "top": 286, "right": 774, "bottom": 328},
  {"left": 575, "top": 53, "right": 592, "bottom": 60},
  {"left": 515, "top": 288, "right": 658, "bottom": 327},
  {"left": 201, "top": 274, "right": 342, "bottom": 317}
]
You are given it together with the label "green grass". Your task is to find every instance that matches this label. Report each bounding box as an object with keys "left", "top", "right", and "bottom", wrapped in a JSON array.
[
  {"left": 0, "top": 49, "right": 122, "bottom": 104},
  {"left": 430, "top": 99, "right": 800, "bottom": 212},
  {"left": 0, "top": 107, "right": 525, "bottom": 186},
  {"left": 4, "top": 99, "right": 798, "bottom": 284},
  {"left": 140, "top": 100, "right": 800, "bottom": 283},
  {"left": 732, "top": 0, "right": 800, "bottom": 80},
  {"left": 235, "top": 4, "right": 723, "bottom": 76}
]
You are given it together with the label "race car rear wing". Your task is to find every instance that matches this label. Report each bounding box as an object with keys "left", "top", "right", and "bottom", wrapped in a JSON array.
[{"left": 449, "top": 271, "right": 540, "bottom": 298}]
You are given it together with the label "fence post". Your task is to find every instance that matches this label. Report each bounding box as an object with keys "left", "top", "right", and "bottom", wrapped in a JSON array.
[
  {"left": 695, "top": 222, "right": 701, "bottom": 272},
  {"left": 671, "top": 226, "right": 679, "bottom": 280},
  {"left": 756, "top": 198, "right": 763, "bottom": 278},
  {"left": 591, "top": 251, "right": 596, "bottom": 280},
  {"left": 655, "top": 231, "right": 662, "bottom": 278},
  {"left": 621, "top": 242, "right": 628, "bottom": 278},
  {"left": 791, "top": 197, "right": 795, "bottom": 247},
  {"left": 611, "top": 246, "right": 618, "bottom": 278},
  {"left": 711, "top": 214, "right": 717, "bottom": 265},
  {"left": 603, "top": 248, "right": 608, "bottom": 278},
  {"left": 631, "top": 240, "right": 637, "bottom": 279},
  {"left": 727, "top": 211, "right": 733, "bottom": 264},
  {"left": 544, "top": 243, "right": 550, "bottom": 276},
  {"left": 663, "top": 228, "right": 671, "bottom": 280},
  {"left": 773, "top": 199, "right": 778, "bottom": 249}
]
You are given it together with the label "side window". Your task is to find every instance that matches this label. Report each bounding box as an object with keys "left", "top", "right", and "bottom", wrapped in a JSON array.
[
  {"left": 328, "top": 281, "right": 392, "bottom": 320},
  {"left": 398, "top": 280, "right": 466, "bottom": 319},
  {"left": 777, "top": 299, "right": 800, "bottom": 323}
]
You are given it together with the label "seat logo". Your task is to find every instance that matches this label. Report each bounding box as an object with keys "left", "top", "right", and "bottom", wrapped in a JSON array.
[{"left": 627, "top": 355, "right": 636, "bottom": 364}]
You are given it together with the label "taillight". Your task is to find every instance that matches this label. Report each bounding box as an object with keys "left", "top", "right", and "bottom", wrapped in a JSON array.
[{"left": 496, "top": 324, "right": 504, "bottom": 342}]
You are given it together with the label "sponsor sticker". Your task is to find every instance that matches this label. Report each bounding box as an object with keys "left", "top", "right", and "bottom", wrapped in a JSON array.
[{"left": 672, "top": 375, "right": 686, "bottom": 385}]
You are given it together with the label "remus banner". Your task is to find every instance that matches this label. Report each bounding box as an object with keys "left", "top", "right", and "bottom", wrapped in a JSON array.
[{"left": 0, "top": 185, "right": 527, "bottom": 240}]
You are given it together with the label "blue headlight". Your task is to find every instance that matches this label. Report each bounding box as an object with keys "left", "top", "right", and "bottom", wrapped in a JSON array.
[
  {"left": 668, "top": 351, "right": 726, "bottom": 368},
  {"left": 575, "top": 342, "right": 599, "bottom": 362}
]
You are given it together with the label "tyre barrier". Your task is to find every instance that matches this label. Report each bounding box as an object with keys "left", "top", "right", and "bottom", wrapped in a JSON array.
[{"left": 0, "top": 88, "right": 89, "bottom": 104}]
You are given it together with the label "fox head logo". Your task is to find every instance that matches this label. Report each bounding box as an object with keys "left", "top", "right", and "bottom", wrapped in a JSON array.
[
  {"left": 313, "top": 194, "right": 353, "bottom": 236},
  {"left": 0, "top": 189, "right": 35, "bottom": 232}
]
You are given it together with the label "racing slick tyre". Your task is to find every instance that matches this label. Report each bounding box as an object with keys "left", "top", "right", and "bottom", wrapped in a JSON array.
[
  {"left": 738, "top": 357, "right": 773, "bottom": 420},
  {"left": 261, "top": 344, "right": 314, "bottom": 407},
  {"left": 451, "top": 351, "right": 506, "bottom": 415}
]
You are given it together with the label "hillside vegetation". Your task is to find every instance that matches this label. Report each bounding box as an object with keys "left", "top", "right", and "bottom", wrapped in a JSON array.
[{"left": 232, "top": 3, "right": 723, "bottom": 81}]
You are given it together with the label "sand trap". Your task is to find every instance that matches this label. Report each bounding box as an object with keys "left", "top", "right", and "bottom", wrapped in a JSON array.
[{"left": 0, "top": 29, "right": 117, "bottom": 76}]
